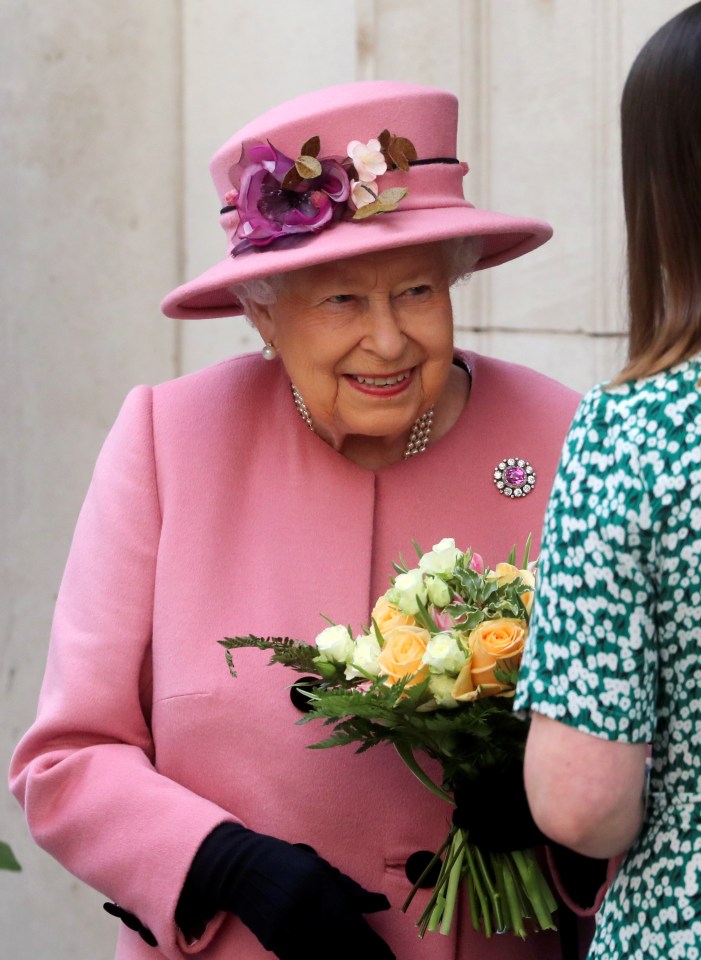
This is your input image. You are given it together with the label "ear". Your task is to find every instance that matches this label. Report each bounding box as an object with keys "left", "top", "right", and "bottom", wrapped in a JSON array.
[{"left": 246, "top": 301, "right": 277, "bottom": 346}]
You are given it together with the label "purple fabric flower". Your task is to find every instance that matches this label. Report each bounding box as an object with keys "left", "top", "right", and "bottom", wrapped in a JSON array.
[{"left": 230, "top": 142, "right": 351, "bottom": 255}]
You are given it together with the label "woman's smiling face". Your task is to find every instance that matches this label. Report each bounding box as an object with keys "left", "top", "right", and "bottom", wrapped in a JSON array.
[{"left": 250, "top": 242, "right": 456, "bottom": 454}]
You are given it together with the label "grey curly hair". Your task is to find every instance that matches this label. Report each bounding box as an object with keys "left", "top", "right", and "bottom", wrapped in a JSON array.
[{"left": 230, "top": 236, "right": 482, "bottom": 318}]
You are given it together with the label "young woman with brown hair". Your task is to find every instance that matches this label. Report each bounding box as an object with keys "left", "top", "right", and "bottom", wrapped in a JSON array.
[{"left": 516, "top": 4, "right": 701, "bottom": 958}]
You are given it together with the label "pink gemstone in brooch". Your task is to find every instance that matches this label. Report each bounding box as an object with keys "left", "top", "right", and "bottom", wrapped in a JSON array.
[{"left": 493, "top": 458, "right": 536, "bottom": 498}]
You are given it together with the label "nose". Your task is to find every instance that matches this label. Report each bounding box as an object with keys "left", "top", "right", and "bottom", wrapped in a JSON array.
[{"left": 360, "top": 299, "right": 406, "bottom": 359}]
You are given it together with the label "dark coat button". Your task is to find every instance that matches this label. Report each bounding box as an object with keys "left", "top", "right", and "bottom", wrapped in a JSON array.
[
  {"left": 103, "top": 902, "right": 158, "bottom": 947},
  {"left": 405, "top": 850, "right": 442, "bottom": 888},
  {"left": 289, "top": 676, "right": 321, "bottom": 713}
]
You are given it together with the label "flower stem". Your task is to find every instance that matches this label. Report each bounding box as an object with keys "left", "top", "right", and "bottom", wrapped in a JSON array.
[
  {"left": 400, "top": 834, "right": 452, "bottom": 913},
  {"left": 464, "top": 840, "right": 493, "bottom": 937},
  {"left": 511, "top": 850, "right": 557, "bottom": 931},
  {"left": 467, "top": 874, "right": 480, "bottom": 932},
  {"left": 439, "top": 830, "right": 467, "bottom": 936},
  {"left": 427, "top": 829, "right": 465, "bottom": 933},
  {"left": 415, "top": 832, "right": 457, "bottom": 937},
  {"left": 394, "top": 742, "right": 453, "bottom": 802},
  {"left": 501, "top": 855, "right": 527, "bottom": 938},
  {"left": 427, "top": 891, "right": 446, "bottom": 933},
  {"left": 474, "top": 846, "right": 504, "bottom": 932},
  {"left": 414, "top": 826, "right": 466, "bottom": 937}
]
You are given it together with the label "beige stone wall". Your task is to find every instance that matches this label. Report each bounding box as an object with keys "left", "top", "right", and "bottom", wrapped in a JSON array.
[{"left": 1, "top": 2, "right": 689, "bottom": 956}]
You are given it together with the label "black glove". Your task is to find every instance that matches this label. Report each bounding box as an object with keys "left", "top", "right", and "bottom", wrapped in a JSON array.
[
  {"left": 548, "top": 843, "right": 609, "bottom": 910},
  {"left": 175, "top": 822, "right": 395, "bottom": 960},
  {"left": 451, "top": 760, "right": 544, "bottom": 852}
]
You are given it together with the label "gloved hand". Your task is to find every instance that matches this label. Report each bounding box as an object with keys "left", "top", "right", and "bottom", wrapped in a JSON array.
[
  {"left": 548, "top": 843, "right": 610, "bottom": 910},
  {"left": 451, "top": 759, "right": 544, "bottom": 852},
  {"left": 176, "top": 822, "right": 395, "bottom": 960}
]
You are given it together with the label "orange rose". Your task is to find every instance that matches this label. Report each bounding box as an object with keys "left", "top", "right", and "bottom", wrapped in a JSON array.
[
  {"left": 453, "top": 618, "right": 527, "bottom": 701},
  {"left": 377, "top": 625, "right": 430, "bottom": 688},
  {"left": 371, "top": 595, "right": 416, "bottom": 638}
]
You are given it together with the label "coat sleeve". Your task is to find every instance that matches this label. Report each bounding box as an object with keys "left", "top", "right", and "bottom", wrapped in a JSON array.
[{"left": 9, "top": 386, "right": 234, "bottom": 956}]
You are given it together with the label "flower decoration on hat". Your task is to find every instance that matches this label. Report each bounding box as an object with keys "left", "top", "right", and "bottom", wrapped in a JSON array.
[
  {"left": 222, "top": 129, "right": 418, "bottom": 256},
  {"left": 224, "top": 138, "right": 350, "bottom": 256},
  {"left": 347, "top": 138, "right": 387, "bottom": 182},
  {"left": 348, "top": 129, "right": 417, "bottom": 220}
]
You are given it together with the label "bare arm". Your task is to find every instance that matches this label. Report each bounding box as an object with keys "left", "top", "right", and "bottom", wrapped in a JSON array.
[{"left": 524, "top": 712, "right": 647, "bottom": 859}]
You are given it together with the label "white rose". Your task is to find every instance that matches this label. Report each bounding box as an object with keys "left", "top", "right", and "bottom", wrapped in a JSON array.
[
  {"left": 427, "top": 673, "right": 460, "bottom": 708},
  {"left": 418, "top": 538, "right": 461, "bottom": 576},
  {"left": 345, "top": 634, "right": 382, "bottom": 680},
  {"left": 422, "top": 631, "right": 467, "bottom": 674},
  {"left": 393, "top": 568, "right": 428, "bottom": 615},
  {"left": 426, "top": 575, "right": 451, "bottom": 608},
  {"left": 315, "top": 624, "right": 355, "bottom": 664}
]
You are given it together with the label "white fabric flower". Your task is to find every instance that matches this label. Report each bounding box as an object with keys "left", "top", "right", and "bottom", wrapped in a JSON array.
[
  {"left": 345, "top": 634, "right": 382, "bottom": 680},
  {"left": 422, "top": 631, "right": 467, "bottom": 674},
  {"left": 315, "top": 624, "right": 355, "bottom": 664},
  {"left": 419, "top": 538, "right": 461, "bottom": 576},
  {"left": 350, "top": 179, "right": 377, "bottom": 209},
  {"left": 347, "top": 139, "right": 387, "bottom": 182}
]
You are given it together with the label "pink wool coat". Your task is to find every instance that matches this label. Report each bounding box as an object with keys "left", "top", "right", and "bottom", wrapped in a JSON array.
[{"left": 11, "top": 349, "right": 584, "bottom": 960}]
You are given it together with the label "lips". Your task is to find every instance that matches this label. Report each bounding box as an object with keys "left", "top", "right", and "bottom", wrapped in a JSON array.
[
  {"left": 344, "top": 367, "right": 416, "bottom": 397},
  {"left": 348, "top": 370, "right": 412, "bottom": 387}
]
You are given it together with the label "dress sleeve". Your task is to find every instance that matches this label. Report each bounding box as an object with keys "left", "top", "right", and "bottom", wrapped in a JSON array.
[
  {"left": 514, "top": 386, "right": 658, "bottom": 743},
  {"left": 9, "top": 386, "right": 233, "bottom": 957}
]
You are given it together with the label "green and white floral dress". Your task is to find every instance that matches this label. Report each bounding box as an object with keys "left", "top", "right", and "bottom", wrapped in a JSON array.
[{"left": 514, "top": 357, "right": 701, "bottom": 959}]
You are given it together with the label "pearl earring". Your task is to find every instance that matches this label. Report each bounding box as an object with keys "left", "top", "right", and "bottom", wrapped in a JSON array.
[{"left": 262, "top": 341, "right": 277, "bottom": 361}]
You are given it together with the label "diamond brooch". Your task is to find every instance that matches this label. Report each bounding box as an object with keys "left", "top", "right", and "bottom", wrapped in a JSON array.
[{"left": 493, "top": 458, "right": 536, "bottom": 498}]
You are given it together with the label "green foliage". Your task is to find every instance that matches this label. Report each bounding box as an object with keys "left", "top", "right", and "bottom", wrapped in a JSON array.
[
  {"left": 0, "top": 842, "right": 21, "bottom": 872},
  {"left": 371, "top": 618, "right": 385, "bottom": 647},
  {"left": 414, "top": 594, "right": 440, "bottom": 633},
  {"left": 297, "top": 675, "right": 527, "bottom": 787},
  {"left": 219, "top": 635, "right": 321, "bottom": 678},
  {"left": 442, "top": 560, "right": 530, "bottom": 633}
]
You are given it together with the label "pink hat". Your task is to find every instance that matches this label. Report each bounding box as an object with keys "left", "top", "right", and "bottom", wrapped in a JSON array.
[{"left": 161, "top": 81, "right": 552, "bottom": 319}]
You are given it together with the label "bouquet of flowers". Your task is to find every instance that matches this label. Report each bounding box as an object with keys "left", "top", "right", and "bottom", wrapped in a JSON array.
[{"left": 220, "top": 537, "right": 557, "bottom": 940}]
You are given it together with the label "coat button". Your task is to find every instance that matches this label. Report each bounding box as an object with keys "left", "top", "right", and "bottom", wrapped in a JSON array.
[
  {"left": 289, "top": 676, "right": 320, "bottom": 713},
  {"left": 405, "top": 850, "right": 442, "bottom": 888}
]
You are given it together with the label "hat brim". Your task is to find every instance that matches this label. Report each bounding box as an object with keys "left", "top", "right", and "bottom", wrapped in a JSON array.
[{"left": 161, "top": 204, "right": 552, "bottom": 319}]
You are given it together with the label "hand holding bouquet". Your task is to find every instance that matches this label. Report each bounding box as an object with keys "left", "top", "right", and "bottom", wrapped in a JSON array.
[{"left": 221, "top": 538, "right": 557, "bottom": 940}]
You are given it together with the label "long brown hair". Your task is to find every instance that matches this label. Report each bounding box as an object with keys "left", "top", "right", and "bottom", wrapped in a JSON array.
[{"left": 613, "top": 2, "right": 701, "bottom": 384}]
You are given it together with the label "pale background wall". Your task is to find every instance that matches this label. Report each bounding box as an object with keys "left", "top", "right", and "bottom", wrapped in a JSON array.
[{"left": 1, "top": 1, "right": 689, "bottom": 956}]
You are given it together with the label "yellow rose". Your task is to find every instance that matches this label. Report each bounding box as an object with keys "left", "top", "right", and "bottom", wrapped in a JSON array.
[
  {"left": 371, "top": 595, "right": 416, "bottom": 638},
  {"left": 453, "top": 618, "right": 527, "bottom": 701},
  {"left": 487, "top": 563, "right": 535, "bottom": 613},
  {"left": 377, "top": 625, "right": 430, "bottom": 688}
]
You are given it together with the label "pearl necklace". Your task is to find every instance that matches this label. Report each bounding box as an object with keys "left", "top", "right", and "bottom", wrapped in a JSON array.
[{"left": 291, "top": 384, "right": 434, "bottom": 460}]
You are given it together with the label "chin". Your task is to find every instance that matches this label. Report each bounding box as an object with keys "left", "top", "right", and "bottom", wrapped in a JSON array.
[{"left": 359, "top": 421, "right": 415, "bottom": 444}]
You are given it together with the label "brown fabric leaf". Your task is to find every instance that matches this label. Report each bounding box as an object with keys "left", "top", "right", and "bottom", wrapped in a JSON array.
[
  {"left": 295, "top": 156, "right": 323, "bottom": 180},
  {"left": 281, "top": 167, "right": 303, "bottom": 190},
  {"left": 300, "top": 136, "right": 321, "bottom": 158}
]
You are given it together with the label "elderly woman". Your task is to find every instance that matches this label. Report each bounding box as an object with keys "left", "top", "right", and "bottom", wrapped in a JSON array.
[{"left": 11, "top": 82, "right": 583, "bottom": 960}]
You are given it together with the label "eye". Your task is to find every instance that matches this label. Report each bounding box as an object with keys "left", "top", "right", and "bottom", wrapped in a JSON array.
[
  {"left": 326, "top": 294, "right": 355, "bottom": 305},
  {"left": 402, "top": 284, "right": 432, "bottom": 297}
]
